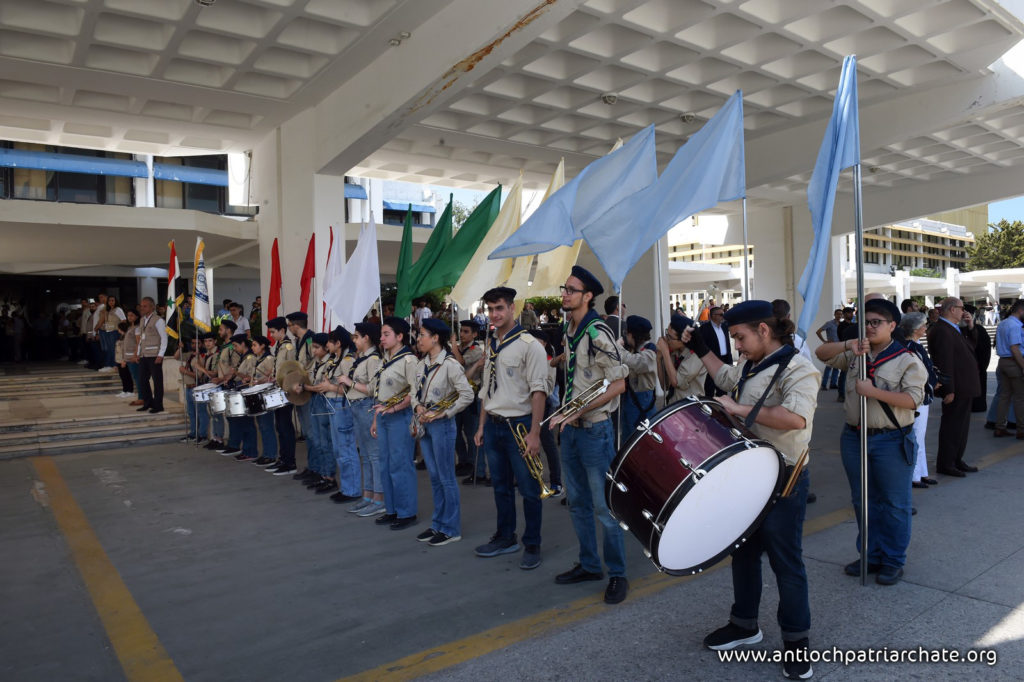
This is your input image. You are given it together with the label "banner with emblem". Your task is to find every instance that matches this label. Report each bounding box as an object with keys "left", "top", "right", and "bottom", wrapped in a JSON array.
[{"left": 191, "top": 236, "right": 212, "bottom": 332}]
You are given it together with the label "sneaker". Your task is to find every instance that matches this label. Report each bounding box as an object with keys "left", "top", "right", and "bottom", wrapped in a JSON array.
[
  {"left": 703, "top": 623, "right": 763, "bottom": 651},
  {"left": 233, "top": 453, "right": 253, "bottom": 461},
  {"left": 348, "top": 499, "right": 372, "bottom": 513},
  {"left": 204, "top": 441, "right": 222, "bottom": 451},
  {"left": 416, "top": 529, "right": 437, "bottom": 542},
  {"left": 272, "top": 464, "right": 298, "bottom": 476},
  {"left": 428, "top": 532, "right": 461, "bottom": 546},
  {"left": 374, "top": 513, "right": 398, "bottom": 525},
  {"left": 604, "top": 577, "right": 629, "bottom": 604},
  {"left": 329, "top": 491, "right": 361, "bottom": 504},
  {"left": 520, "top": 545, "right": 542, "bottom": 570},
  {"left": 177, "top": 436, "right": 192, "bottom": 443},
  {"left": 390, "top": 516, "right": 417, "bottom": 530},
  {"left": 313, "top": 479, "right": 339, "bottom": 494},
  {"left": 783, "top": 638, "right": 813, "bottom": 679},
  {"left": 357, "top": 502, "right": 386, "bottom": 517},
  {"left": 305, "top": 476, "right": 326, "bottom": 489},
  {"left": 555, "top": 564, "right": 603, "bottom": 584},
  {"left": 253, "top": 457, "right": 275, "bottom": 466},
  {"left": 292, "top": 468, "right": 315, "bottom": 481},
  {"left": 844, "top": 560, "right": 881, "bottom": 576},
  {"left": 548, "top": 485, "right": 564, "bottom": 498},
  {"left": 875, "top": 566, "right": 904, "bottom": 586},
  {"left": 220, "top": 448, "right": 242, "bottom": 457},
  {"left": 195, "top": 438, "right": 208, "bottom": 447},
  {"left": 474, "top": 534, "right": 520, "bottom": 557}
]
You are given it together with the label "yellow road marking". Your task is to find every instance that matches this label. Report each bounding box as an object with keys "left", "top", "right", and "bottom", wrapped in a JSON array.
[{"left": 32, "top": 457, "right": 184, "bottom": 682}]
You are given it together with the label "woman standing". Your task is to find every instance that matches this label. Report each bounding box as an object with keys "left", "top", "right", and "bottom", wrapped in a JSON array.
[
  {"left": 98, "top": 295, "right": 126, "bottom": 371},
  {"left": 369, "top": 318, "right": 419, "bottom": 531},
  {"left": 295, "top": 334, "right": 338, "bottom": 492},
  {"left": 899, "top": 313, "right": 939, "bottom": 489},
  {"left": 230, "top": 334, "right": 259, "bottom": 462},
  {"left": 123, "top": 309, "right": 143, "bottom": 406},
  {"left": 250, "top": 335, "right": 278, "bottom": 467},
  {"left": 335, "top": 323, "right": 384, "bottom": 516},
  {"left": 411, "top": 318, "right": 474, "bottom": 546},
  {"left": 322, "top": 326, "right": 362, "bottom": 503}
]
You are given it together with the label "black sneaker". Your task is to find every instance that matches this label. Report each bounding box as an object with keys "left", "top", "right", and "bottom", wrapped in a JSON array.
[
  {"left": 416, "top": 529, "right": 437, "bottom": 542},
  {"left": 844, "top": 560, "right": 881, "bottom": 576},
  {"left": 390, "top": 516, "right": 417, "bottom": 530},
  {"left": 604, "top": 577, "right": 629, "bottom": 604},
  {"left": 375, "top": 513, "right": 398, "bottom": 525},
  {"left": 875, "top": 566, "right": 904, "bottom": 586},
  {"left": 428, "top": 532, "right": 461, "bottom": 546},
  {"left": 474, "top": 534, "right": 520, "bottom": 557},
  {"left": 253, "top": 457, "right": 275, "bottom": 466},
  {"left": 703, "top": 623, "right": 763, "bottom": 651},
  {"left": 292, "top": 468, "right": 315, "bottom": 481},
  {"left": 178, "top": 436, "right": 192, "bottom": 443},
  {"left": 520, "top": 545, "right": 541, "bottom": 570},
  {"left": 783, "top": 638, "right": 813, "bottom": 679},
  {"left": 272, "top": 464, "right": 298, "bottom": 476},
  {"left": 555, "top": 564, "right": 603, "bottom": 584},
  {"left": 305, "top": 476, "right": 326, "bottom": 489},
  {"left": 314, "top": 479, "right": 339, "bottom": 494},
  {"left": 329, "top": 492, "right": 361, "bottom": 504},
  {"left": 204, "top": 441, "right": 221, "bottom": 451},
  {"left": 221, "top": 448, "right": 242, "bottom": 457}
]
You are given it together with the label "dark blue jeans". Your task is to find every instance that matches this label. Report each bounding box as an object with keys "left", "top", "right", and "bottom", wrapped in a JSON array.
[
  {"left": 256, "top": 412, "right": 277, "bottom": 461},
  {"left": 274, "top": 404, "right": 296, "bottom": 467},
  {"left": 730, "top": 468, "right": 810, "bottom": 642},
  {"left": 483, "top": 416, "right": 542, "bottom": 547},
  {"left": 229, "top": 415, "right": 257, "bottom": 457},
  {"left": 840, "top": 426, "right": 915, "bottom": 569}
]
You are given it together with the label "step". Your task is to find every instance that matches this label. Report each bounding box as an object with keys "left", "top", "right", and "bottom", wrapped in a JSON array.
[
  {"left": 0, "top": 420, "right": 185, "bottom": 445},
  {"left": 0, "top": 386, "right": 132, "bottom": 399},
  {"left": 0, "top": 411, "right": 184, "bottom": 434},
  {"left": 0, "top": 380, "right": 121, "bottom": 391},
  {"left": 0, "top": 431, "right": 185, "bottom": 460}
]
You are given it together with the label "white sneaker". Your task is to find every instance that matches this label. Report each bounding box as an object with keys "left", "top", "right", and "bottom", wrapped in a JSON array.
[
  {"left": 77, "top": 360, "right": 89, "bottom": 365},
  {"left": 97, "top": 367, "right": 114, "bottom": 373}
]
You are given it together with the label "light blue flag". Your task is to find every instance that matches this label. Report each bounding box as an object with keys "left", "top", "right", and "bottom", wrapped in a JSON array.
[
  {"left": 581, "top": 91, "right": 746, "bottom": 292},
  {"left": 796, "top": 55, "right": 860, "bottom": 340},
  {"left": 488, "top": 125, "right": 657, "bottom": 259}
]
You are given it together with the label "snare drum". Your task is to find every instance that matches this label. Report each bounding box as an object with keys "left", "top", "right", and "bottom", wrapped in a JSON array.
[
  {"left": 261, "top": 386, "right": 289, "bottom": 410},
  {"left": 241, "top": 384, "right": 273, "bottom": 416},
  {"left": 209, "top": 389, "right": 228, "bottom": 415},
  {"left": 606, "top": 398, "right": 785, "bottom": 576},
  {"left": 192, "top": 383, "right": 220, "bottom": 403},
  {"left": 225, "top": 391, "right": 247, "bottom": 418}
]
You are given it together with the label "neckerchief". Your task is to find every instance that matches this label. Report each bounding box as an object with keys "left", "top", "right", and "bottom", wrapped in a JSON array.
[
  {"left": 349, "top": 347, "right": 381, "bottom": 380},
  {"left": 417, "top": 350, "right": 447, "bottom": 403},
  {"left": 563, "top": 310, "right": 602, "bottom": 401},
  {"left": 865, "top": 340, "right": 909, "bottom": 382},
  {"left": 373, "top": 346, "right": 413, "bottom": 401},
  {"left": 487, "top": 325, "right": 526, "bottom": 398},
  {"left": 731, "top": 344, "right": 798, "bottom": 401}
]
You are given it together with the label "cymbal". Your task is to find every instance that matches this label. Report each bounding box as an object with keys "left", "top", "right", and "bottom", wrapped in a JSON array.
[
  {"left": 276, "top": 360, "right": 304, "bottom": 388},
  {"left": 279, "top": 367, "right": 312, "bottom": 406}
]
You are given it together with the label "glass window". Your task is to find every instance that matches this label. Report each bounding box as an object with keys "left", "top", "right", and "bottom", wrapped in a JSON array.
[
  {"left": 13, "top": 168, "right": 56, "bottom": 200},
  {"left": 185, "top": 182, "right": 220, "bottom": 213},
  {"left": 105, "top": 175, "right": 132, "bottom": 206}
]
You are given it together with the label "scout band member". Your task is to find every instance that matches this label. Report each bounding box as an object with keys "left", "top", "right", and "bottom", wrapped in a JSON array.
[
  {"left": 682, "top": 300, "right": 818, "bottom": 681},
  {"left": 618, "top": 314, "right": 658, "bottom": 432},
  {"left": 265, "top": 317, "right": 298, "bottom": 476},
  {"left": 135, "top": 296, "right": 167, "bottom": 413},
  {"left": 177, "top": 336, "right": 203, "bottom": 444},
  {"left": 412, "top": 318, "right": 475, "bottom": 547},
  {"left": 656, "top": 315, "right": 707, "bottom": 403},
  {"left": 227, "top": 334, "right": 259, "bottom": 461},
  {"left": 451, "top": 319, "right": 486, "bottom": 484},
  {"left": 333, "top": 322, "right": 385, "bottom": 516},
  {"left": 312, "top": 326, "right": 362, "bottom": 503},
  {"left": 213, "top": 320, "right": 241, "bottom": 454},
  {"left": 250, "top": 334, "right": 279, "bottom": 467},
  {"left": 293, "top": 333, "right": 337, "bottom": 492},
  {"left": 286, "top": 312, "right": 318, "bottom": 482},
  {"left": 548, "top": 266, "right": 630, "bottom": 605},
  {"left": 199, "top": 333, "right": 225, "bottom": 450},
  {"left": 817, "top": 299, "right": 927, "bottom": 587},
  {"left": 369, "top": 317, "right": 419, "bottom": 531},
  {"left": 473, "top": 287, "right": 549, "bottom": 570},
  {"left": 187, "top": 334, "right": 214, "bottom": 444}
]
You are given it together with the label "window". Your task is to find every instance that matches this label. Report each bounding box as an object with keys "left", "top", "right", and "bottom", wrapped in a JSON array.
[{"left": 3, "top": 142, "right": 134, "bottom": 205}]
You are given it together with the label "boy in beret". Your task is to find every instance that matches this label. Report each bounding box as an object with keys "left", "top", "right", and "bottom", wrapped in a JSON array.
[{"left": 618, "top": 315, "right": 658, "bottom": 431}]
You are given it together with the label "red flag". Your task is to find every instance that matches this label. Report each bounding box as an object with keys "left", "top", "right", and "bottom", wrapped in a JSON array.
[
  {"left": 267, "top": 238, "right": 283, "bottom": 342},
  {"left": 298, "top": 233, "right": 316, "bottom": 319}
]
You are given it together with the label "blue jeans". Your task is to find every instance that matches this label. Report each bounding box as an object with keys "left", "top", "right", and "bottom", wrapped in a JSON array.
[
  {"left": 351, "top": 398, "right": 381, "bottom": 493},
  {"left": 274, "top": 404, "right": 296, "bottom": 467},
  {"left": 622, "top": 389, "right": 656, "bottom": 433},
  {"left": 455, "top": 398, "right": 479, "bottom": 466},
  {"left": 184, "top": 387, "right": 209, "bottom": 439},
  {"left": 230, "top": 415, "right": 257, "bottom": 457},
  {"left": 821, "top": 365, "right": 839, "bottom": 389},
  {"left": 328, "top": 398, "right": 361, "bottom": 495},
  {"left": 730, "top": 468, "right": 811, "bottom": 641},
  {"left": 127, "top": 362, "right": 142, "bottom": 399},
  {"left": 211, "top": 408, "right": 224, "bottom": 441},
  {"left": 311, "top": 403, "right": 334, "bottom": 477},
  {"left": 540, "top": 397, "right": 561, "bottom": 487},
  {"left": 484, "top": 416, "right": 542, "bottom": 547},
  {"left": 560, "top": 419, "right": 625, "bottom": 577},
  {"left": 256, "top": 412, "right": 277, "bottom": 461},
  {"left": 840, "top": 426, "right": 915, "bottom": 569},
  {"left": 99, "top": 330, "right": 118, "bottom": 367},
  {"left": 421, "top": 417, "right": 461, "bottom": 537},
  {"left": 377, "top": 408, "right": 417, "bottom": 517},
  {"left": 226, "top": 410, "right": 241, "bottom": 449}
]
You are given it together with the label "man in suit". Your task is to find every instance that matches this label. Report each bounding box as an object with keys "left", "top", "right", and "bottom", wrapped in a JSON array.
[
  {"left": 699, "top": 306, "right": 732, "bottom": 397},
  {"left": 927, "top": 297, "right": 981, "bottom": 477}
]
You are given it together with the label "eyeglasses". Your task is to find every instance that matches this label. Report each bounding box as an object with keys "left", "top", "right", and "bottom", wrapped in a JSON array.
[
  {"left": 864, "top": 318, "right": 891, "bottom": 328},
  {"left": 559, "top": 285, "right": 584, "bottom": 296}
]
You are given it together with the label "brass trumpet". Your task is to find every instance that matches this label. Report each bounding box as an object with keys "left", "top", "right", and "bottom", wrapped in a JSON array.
[
  {"left": 411, "top": 391, "right": 460, "bottom": 438},
  {"left": 510, "top": 421, "right": 554, "bottom": 499},
  {"left": 541, "top": 379, "right": 611, "bottom": 427},
  {"left": 371, "top": 387, "right": 410, "bottom": 413}
]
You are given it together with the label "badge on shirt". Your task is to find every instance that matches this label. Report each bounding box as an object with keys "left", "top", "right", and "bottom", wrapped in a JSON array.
[
  {"left": 386, "top": 378, "right": 393, "bottom": 386},
  {"left": 506, "top": 367, "right": 514, "bottom": 378},
  {"left": 584, "top": 368, "right": 593, "bottom": 380},
  {"left": 431, "top": 387, "right": 441, "bottom": 398}
]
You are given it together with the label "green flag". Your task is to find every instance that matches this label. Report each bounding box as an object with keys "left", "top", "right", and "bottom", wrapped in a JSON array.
[
  {"left": 397, "top": 196, "right": 453, "bottom": 315},
  {"left": 414, "top": 185, "right": 502, "bottom": 297},
  {"left": 394, "top": 206, "right": 415, "bottom": 318}
]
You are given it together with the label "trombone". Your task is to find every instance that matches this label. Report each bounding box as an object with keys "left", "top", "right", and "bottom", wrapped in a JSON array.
[
  {"left": 541, "top": 379, "right": 610, "bottom": 427},
  {"left": 510, "top": 421, "right": 554, "bottom": 499}
]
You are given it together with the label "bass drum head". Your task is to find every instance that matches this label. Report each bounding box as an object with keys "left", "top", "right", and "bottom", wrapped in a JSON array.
[{"left": 655, "top": 443, "right": 783, "bottom": 574}]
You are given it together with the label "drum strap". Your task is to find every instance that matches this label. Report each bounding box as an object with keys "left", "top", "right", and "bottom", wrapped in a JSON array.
[{"left": 741, "top": 346, "right": 797, "bottom": 429}]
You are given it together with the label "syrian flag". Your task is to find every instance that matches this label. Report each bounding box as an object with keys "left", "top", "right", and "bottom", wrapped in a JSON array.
[{"left": 166, "top": 240, "right": 183, "bottom": 339}]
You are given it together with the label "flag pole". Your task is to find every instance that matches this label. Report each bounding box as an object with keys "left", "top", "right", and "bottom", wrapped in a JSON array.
[
  {"left": 615, "top": 284, "right": 623, "bottom": 452},
  {"left": 852, "top": 162, "right": 869, "bottom": 586},
  {"left": 741, "top": 197, "right": 751, "bottom": 299}
]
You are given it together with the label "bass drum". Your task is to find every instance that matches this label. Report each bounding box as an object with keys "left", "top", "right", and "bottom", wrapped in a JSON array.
[{"left": 606, "top": 397, "right": 785, "bottom": 576}]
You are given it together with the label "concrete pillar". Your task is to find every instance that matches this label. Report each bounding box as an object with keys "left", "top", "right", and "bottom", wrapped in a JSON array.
[
  {"left": 986, "top": 281, "right": 998, "bottom": 305},
  {"left": 138, "top": 276, "right": 158, "bottom": 302},
  {"left": 945, "top": 267, "right": 960, "bottom": 298},
  {"left": 894, "top": 269, "right": 911, "bottom": 303}
]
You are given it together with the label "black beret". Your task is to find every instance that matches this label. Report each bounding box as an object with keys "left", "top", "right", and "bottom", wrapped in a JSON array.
[
  {"left": 482, "top": 286, "right": 517, "bottom": 303},
  {"left": 200, "top": 332, "right": 217, "bottom": 341},
  {"left": 460, "top": 319, "right": 480, "bottom": 330},
  {"left": 266, "top": 316, "right": 287, "bottom": 330},
  {"left": 251, "top": 334, "right": 269, "bottom": 347},
  {"left": 354, "top": 322, "right": 380, "bottom": 339},
  {"left": 230, "top": 333, "right": 248, "bottom": 345},
  {"left": 311, "top": 332, "right": 329, "bottom": 346},
  {"left": 383, "top": 316, "right": 410, "bottom": 337},
  {"left": 724, "top": 300, "right": 774, "bottom": 327},
  {"left": 570, "top": 265, "right": 604, "bottom": 297},
  {"left": 669, "top": 315, "right": 694, "bottom": 334},
  {"left": 220, "top": 319, "right": 237, "bottom": 332},
  {"left": 329, "top": 325, "right": 352, "bottom": 349},
  {"left": 865, "top": 298, "right": 901, "bottom": 324},
  {"left": 626, "top": 315, "right": 652, "bottom": 335},
  {"left": 285, "top": 311, "right": 308, "bottom": 324},
  {"left": 422, "top": 318, "right": 451, "bottom": 337}
]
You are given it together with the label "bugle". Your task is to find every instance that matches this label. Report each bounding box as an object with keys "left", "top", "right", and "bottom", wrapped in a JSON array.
[
  {"left": 510, "top": 421, "right": 554, "bottom": 499},
  {"left": 372, "top": 387, "right": 410, "bottom": 413},
  {"left": 541, "top": 379, "right": 610, "bottom": 427}
]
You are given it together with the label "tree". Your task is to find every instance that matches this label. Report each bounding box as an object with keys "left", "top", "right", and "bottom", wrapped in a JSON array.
[
  {"left": 966, "top": 219, "right": 1024, "bottom": 271},
  {"left": 451, "top": 200, "right": 478, "bottom": 232}
]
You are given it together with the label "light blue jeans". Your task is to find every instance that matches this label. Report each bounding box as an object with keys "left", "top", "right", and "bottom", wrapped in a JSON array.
[
  {"left": 184, "top": 387, "right": 209, "bottom": 439},
  {"left": 377, "top": 408, "right": 417, "bottom": 517},
  {"left": 561, "top": 419, "right": 626, "bottom": 577},
  {"left": 311, "top": 402, "right": 334, "bottom": 477},
  {"left": 351, "top": 398, "right": 382, "bottom": 494},
  {"left": 421, "top": 417, "right": 460, "bottom": 537},
  {"left": 328, "top": 397, "right": 361, "bottom": 496}
]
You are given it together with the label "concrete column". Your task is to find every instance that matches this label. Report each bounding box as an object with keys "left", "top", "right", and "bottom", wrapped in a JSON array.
[
  {"left": 138, "top": 276, "right": 158, "bottom": 302},
  {"left": 986, "top": 281, "right": 998, "bottom": 305},
  {"left": 894, "top": 269, "right": 911, "bottom": 303},
  {"left": 945, "top": 267, "right": 960, "bottom": 298}
]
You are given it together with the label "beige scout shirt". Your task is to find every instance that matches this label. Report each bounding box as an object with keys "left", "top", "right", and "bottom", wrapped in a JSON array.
[
  {"left": 274, "top": 337, "right": 296, "bottom": 375},
  {"left": 372, "top": 348, "right": 418, "bottom": 405},
  {"left": 323, "top": 354, "right": 354, "bottom": 400},
  {"left": 237, "top": 353, "right": 257, "bottom": 384},
  {"left": 217, "top": 344, "right": 240, "bottom": 379},
  {"left": 481, "top": 331, "right": 549, "bottom": 418},
  {"left": 295, "top": 332, "right": 315, "bottom": 372},
  {"left": 254, "top": 353, "right": 276, "bottom": 384},
  {"left": 180, "top": 350, "right": 197, "bottom": 387},
  {"left": 713, "top": 349, "right": 820, "bottom": 466},
  {"left": 203, "top": 351, "right": 218, "bottom": 380},
  {"left": 411, "top": 351, "right": 475, "bottom": 419},
  {"left": 670, "top": 349, "right": 708, "bottom": 403},
  {"left": 826, "top": 347, "right": 926, "bottom": 429},
  {"left": 459, "top": 342, "right": 485, "bottom": 392},
  {"left": 346, "top": 347, "right": 381, "bottom": 402},
  {"left": 619, "top": 342, "right": 657, "bottom": 392},
  {"left": 562, "top": 318, "right": 629, "bottom": 424}
]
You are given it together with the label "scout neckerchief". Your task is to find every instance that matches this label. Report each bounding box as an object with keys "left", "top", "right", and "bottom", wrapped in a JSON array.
[
  {"left": 563, "top": 310, "right": 603, "bottom": 401},
  {"left": 255, "top": 350, "right": 273, "bottom": 383},
  {"left": 731, "top": 344, "right": 797, "bottom": 402},
  {"left": 863, "top": 339, "right": 912, "bottom": 431},
  {"left": 373, "top": 345, "right": 414, "bottom": 401},
  {"left": 417, "top": 350, "right": 447, "bottom": 403},
  {"left": 487, "top": 324, "right": 526, "bottom": 398},
  {"left": 349, "top": 347, "right": 381, "bottom": 380}
]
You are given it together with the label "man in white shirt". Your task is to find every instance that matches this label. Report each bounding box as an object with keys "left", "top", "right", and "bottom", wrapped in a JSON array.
[
  {"left": 228, "top": 301, "right": 251, "bottom": 336},
  {"left": 413, "top": 300, "right": 432, "bottom": 331},
  {"left": 135, "top": 297, "right": 168, "bottom": 414}
]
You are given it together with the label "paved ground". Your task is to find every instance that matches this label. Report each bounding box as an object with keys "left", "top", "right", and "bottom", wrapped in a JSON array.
[{"left": 1, "top": 374, "right": 1021, "bottom": 681}]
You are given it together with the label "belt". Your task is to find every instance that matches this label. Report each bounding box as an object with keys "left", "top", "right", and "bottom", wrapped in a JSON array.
[
  {"left": 350, "top": 396, "right": 370, "bottom": 403},
  {"left": 846, "top": 424, "right": 911, "bottom": 436},
  {"left": 488, "top": 413, "right": 529, "bottom": 424},
  {"left": 569, "top": 414, "right": 609, "bottom": 429}
]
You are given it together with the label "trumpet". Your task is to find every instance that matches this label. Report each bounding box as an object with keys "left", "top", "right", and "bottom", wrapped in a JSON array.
[
  {"left": 510, "top": 421, "right": 554, "bottom": 499},
  {"left": 412, "top": 391, "right": 461, "bottom": 437},
  {"left": 541, "top": 379, "right": 611, "bottom": 427},
  {"left": 371, "top": 387, "right": 410, "bottom": 413}
]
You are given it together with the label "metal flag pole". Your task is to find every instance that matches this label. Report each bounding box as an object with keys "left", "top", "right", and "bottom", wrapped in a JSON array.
[
  {"left": 741, "top": 197, "right": 751, "bottom": 299},
  {"left": 852, "top": 162, "right": 869, "bottom": 586},
  {"left": 615, "top": 284, "right": 623, "bottom": 452}
]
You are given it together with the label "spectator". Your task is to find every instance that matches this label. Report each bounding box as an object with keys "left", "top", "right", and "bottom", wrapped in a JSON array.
[
  {"left": 900, "top": 312, "right": 938, "bottom": 488},
  {"left": 520, "top": 301, "right": 539, "bottom": 329},
  {"left": 963, "top": 304, "right": 991, "bottom": 413},
  {"left": 97, "top": 295, "right": 126, "bottom": 372},
  {"left": 114, "top": 321, "right": 135, "bottom": 398},
  {"left": 249, "top": 296, "right": 262, "bottom": 336},
  {"left": 816, "top": 309, "right": 843, "bottom": 390},
  {"left": 123, "top": 309, "right": 144, "bottom": 406},
  {"left": 992, "top": 299, "right": 1024, "bottom": 439},
  {"left": 603, "top": 296, "right": 623, "bottom": 339},
  {"left": 228, "top": 301, "right": 250, "bottom": 336}
]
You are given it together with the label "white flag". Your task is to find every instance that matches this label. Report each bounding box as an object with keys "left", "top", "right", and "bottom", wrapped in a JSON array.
[
  {"left": 325, "top": 213, "right": 381, "bottom": 329},
  {"left": 322, "top": 225, "right": 344, "bottom": 331},
  {"left": 191, "top": 237, "right": 212, "bottom": 332}
]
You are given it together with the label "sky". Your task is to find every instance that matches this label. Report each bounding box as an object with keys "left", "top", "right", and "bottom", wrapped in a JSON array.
[{"left": 988, "top": 196, "right": 1024, "bottom": 224}]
